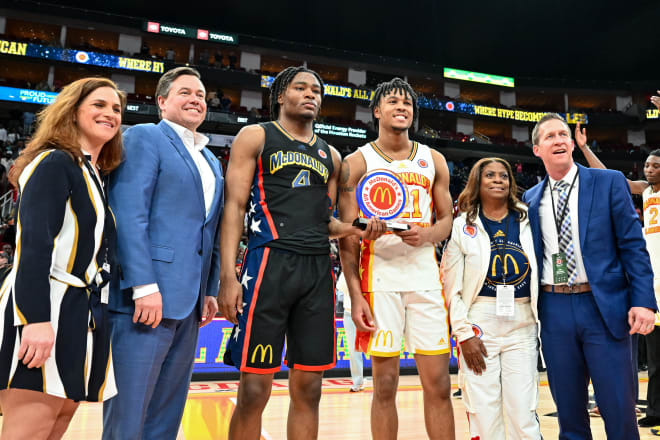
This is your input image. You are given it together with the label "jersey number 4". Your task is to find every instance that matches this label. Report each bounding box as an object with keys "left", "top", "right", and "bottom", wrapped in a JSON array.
[{"left": 292, "top": 169, "right": 310, "bottom": 188}]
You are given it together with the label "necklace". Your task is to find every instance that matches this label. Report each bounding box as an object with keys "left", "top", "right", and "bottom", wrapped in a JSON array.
[{"left": 482, "top": 210, "right": 509, "bottom": 222}]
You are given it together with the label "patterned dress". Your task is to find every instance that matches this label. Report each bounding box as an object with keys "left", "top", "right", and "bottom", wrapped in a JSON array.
[{"left": 0, "top": 149, "right": 116, "bottom": 402}]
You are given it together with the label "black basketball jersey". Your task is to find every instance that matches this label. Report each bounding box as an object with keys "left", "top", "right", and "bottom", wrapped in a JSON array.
[{"left": 246, "top": 121, "right": 334, "bottom": 254}]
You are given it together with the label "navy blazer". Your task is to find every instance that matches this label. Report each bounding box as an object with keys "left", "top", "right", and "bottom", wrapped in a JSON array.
[
  {"left": 108, "top": 121, "right": 224, "bottom": 320},
  {"left": 522, "top": 163, "right": 656, "bottom": 339}
]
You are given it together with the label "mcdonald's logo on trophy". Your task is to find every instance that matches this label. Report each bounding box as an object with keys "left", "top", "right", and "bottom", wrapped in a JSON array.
[{"left": 354, "top": 169, "right": 409, "bottom": 231}]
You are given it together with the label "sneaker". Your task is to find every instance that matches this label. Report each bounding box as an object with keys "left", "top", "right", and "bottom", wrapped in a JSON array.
[
  {"left": 639, "top": 416, "right": 660, "bottom": 427},
  {"left": 588, "top": 407, "right": 600, "bottom": 417},
  {"left": 349, "top": 384, "right": 364, "bottom": 392},
  {"left": 452, "top": 389, "right": 462, "bottom": 398}
]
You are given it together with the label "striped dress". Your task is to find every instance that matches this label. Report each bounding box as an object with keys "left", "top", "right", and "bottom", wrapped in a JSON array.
[{"left": 0, "top": 149, "right": 117, "bottom": 402}]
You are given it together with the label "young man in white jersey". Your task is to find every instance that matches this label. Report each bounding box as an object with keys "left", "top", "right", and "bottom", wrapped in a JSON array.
[
  {"left": 338, "top": 78, "right": 455, "bottom": 439},
  {"left": 574, "top": 107, "right": 660, "bottom": 428}
]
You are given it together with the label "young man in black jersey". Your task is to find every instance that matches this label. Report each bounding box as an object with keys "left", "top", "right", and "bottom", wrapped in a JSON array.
[{"left": 219, "top": 66, "right": 384, "bottom": 439}]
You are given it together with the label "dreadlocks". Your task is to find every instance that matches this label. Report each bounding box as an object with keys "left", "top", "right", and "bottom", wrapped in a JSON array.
[
  {"left": 369, "top": 77, "right": 418, "bottom": 130},
  {"left": 269, "top": 66, "right": 325, "bottom": 121}
]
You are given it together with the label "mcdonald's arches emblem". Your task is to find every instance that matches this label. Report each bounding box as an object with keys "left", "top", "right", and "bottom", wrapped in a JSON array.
[
  {"left": 251, "top": 344, "right": 273, "bottom": 364},
  {"left": 491, "top": 253, "right": 520, "bottom": 277},
  {"left": 357, "top": 169, "right": 408, "bottom": 220},
  {"left": 375, "top": 330, "right": 394, "bottom": 348}
]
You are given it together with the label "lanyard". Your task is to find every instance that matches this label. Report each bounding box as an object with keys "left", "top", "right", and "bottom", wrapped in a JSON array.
[
  {"left": 549, "top": 170, "right": 579, "bottom": 237},
  {"left": 480, "top": 211, "right": 510, "bottom": 283},
  {"left": 82, "top": 157, "right": 111, "bottom": 267},
  {"left": 82, "top": 157, "right": 108, "bottom": 210}
]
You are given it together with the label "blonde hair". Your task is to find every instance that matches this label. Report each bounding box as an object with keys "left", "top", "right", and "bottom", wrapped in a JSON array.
[
  {"left": 10, "top": 77, "right": 126, "bottom": 186},
  {"left": 532, "top": 112, "right": 570, "bottom": 146}
]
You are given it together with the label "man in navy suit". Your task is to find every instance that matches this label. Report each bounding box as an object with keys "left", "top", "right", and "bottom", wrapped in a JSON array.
[
  {"left": 523, "top": 113, "right": 657, "bottom": 440},
  {"left": 103, "top": 67, "right": 224, "bottom": 439}
]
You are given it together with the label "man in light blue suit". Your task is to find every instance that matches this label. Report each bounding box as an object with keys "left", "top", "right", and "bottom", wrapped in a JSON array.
[
  {"left": 103, "top": 67, "right": 224, "bottom": 440},
  {"left": 523, "top": 113, "right": 656, "bottom": 440}
]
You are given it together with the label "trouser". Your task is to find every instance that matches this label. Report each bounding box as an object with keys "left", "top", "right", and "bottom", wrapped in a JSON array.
[
  {"left": 647, "top": 327, "right": 660, "bottom": 417},
  {"left": 343, "top": 309, "right": 364, "bottom": 387},
  {"left": 540, "top": 291, "right": 638, "bottom": 440},
  {"left": 103, "top": 310, "right": 199, "bottom": 440},
  {"left": 459, "top": 298, "right": 541, "bottom": 440}
]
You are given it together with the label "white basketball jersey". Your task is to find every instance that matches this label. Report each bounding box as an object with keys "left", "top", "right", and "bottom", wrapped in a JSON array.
[
  {"left": 357, "top": 141, "right": 442, "bottom": 292},
  {"left": 643, "top": 186, "right": 660, "bottom": 299}
]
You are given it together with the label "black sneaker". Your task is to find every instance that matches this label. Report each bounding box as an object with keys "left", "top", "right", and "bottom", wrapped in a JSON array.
[
  {"left": 452, "top": 389, "right": 462, "bottom": 398},
  {"left": 639, "top": 416, "right": 660, "bottom": 427}
]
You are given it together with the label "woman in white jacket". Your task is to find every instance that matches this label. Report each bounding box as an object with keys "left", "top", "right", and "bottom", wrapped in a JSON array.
[{"left": 441, "top": 158, "right": 541, "bottom": 439}]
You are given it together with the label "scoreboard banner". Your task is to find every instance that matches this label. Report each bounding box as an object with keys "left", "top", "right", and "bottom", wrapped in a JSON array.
[
  {"left": 261, "top": 75, "right": 374, "bottom": 101},
  {"left": 144, "top": 21, "right": 238, "bottom": 45},
  {"left": 0, "top": 85, "right": 57, "bottom": 105},
  {"left": 193, "top": 318, "right": 458, "bottom": 374},
  {"left": 444, "top": 67, "right": 515, "bottom": 88},
  {"left": 0, "top": 38, "right": 165, "bottom": 74},
  {"left": 418, "top": 95, "right": 588, "bottom": 125}
]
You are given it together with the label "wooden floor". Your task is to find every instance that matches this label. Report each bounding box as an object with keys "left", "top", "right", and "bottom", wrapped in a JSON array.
[{"left": 11, "top": 372, "right": 659, "bottom": 439}]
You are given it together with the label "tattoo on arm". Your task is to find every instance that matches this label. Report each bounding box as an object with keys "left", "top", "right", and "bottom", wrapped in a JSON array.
[{"left": 340, "top": 161, "right": 351, "bottom": 184}]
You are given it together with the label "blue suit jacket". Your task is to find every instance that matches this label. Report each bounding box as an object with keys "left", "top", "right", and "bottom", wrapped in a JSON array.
[
  {"left": 522, "top": 164, "right": 656, "bottom": 339},
  {"left": 108, "top": 121, "right": 224, "bottom": 320}
]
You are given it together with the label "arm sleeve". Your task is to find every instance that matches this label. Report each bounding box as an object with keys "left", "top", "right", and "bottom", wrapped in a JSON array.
[
  {"left": 132, "top": 283, "right": 160, "bottom": 300},
  {"left": 205, "top": 180, "right": 224, "bottom": 297},
  {"left": 14, "top": 152, "right": 71, "bottom": 324},
  {"left": 440, "top": 220, "right": 474, "bottom": 342},
  {"left": 108, "top": 127, "right": 160, "bottom": 290}
]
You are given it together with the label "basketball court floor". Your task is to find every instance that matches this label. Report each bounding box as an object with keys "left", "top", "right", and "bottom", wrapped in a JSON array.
[{"left": 11, "top": 372, "right": 659, "bottom": 439}]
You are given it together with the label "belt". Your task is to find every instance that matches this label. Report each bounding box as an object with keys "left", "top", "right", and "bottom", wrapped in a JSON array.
[
  {"left": 51, "top": 267, "right": 110, "bottom": 331},
  {"left": 542, "top": 283, "right": 591, "bottom": 294}
]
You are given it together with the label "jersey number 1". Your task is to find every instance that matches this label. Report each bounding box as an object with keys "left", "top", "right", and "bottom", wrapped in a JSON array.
[{"left": 292, "top": 169, "right": 310, "bottom": 188}]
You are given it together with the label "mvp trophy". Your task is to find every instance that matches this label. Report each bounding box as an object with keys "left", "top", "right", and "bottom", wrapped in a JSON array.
[{"left": 353, "top": 169, "right": 410, "bottom": 231}]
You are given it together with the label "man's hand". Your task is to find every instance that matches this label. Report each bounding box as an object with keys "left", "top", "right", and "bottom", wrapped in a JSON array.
[
  {"left": 18, "top": 322, "right": 54, "bottom": 368},
  {"left": 133, "top": 291, "right": 163, "bottom": 328},
  {"left": 460, "top": 336, "right": 488, "bottom": 375},
  {"left": 359, "top": 217, "right": 387, "bottom": 240},
  {"left": 219, "top": 277, "right": 243, "bottom": 325},
  {"left": 328, "top": 216, "right": 387, "bottom": 240},
  {"left": 351, "top": 295, "right": 376, "bottom": 332},
  {"left": 394, "top": 224, "right": 428, "bottom": 247},
  {"left": 629, "top": 306, "right": 656, "bottom": 335},
  {"left": 575, "top": 122, "right": 587, "bottom": 150},
  {"left": 651, "top": 90, "right": 660, "bottom": 110},
  {"left": 200, "top": 296, "right": 219, "bottom": 328}
]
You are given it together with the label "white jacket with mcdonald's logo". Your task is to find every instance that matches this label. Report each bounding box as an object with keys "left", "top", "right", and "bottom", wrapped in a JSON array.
[{"left": 440, "top": 205, "right": 539, "bottom": 343}]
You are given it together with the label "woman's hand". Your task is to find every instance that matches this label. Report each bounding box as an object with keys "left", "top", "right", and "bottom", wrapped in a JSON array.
[
  {"left": 18, "top": 322, "right": 54, "bottom": 369},
  {"left": 460, "top": 336, "right": 488, "bottom": 375}
]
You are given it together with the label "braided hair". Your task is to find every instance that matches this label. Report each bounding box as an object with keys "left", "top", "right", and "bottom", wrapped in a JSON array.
[
  {"left": 369, "top": 77, "right": 418, "bottom": 130},
  {"left": 269, "top": 66, "right": 325, "bottom": 121}
]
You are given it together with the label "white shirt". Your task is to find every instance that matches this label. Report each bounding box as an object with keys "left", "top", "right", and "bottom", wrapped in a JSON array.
[
  {"left": 132, "top": 119, "right": 216, "bottom": 300},
  {"left": 539, "top": 164, "right": 589, "bottom": 285},
  {"left": 162, "top": 119, "right": 215, "bottom": 216}
]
